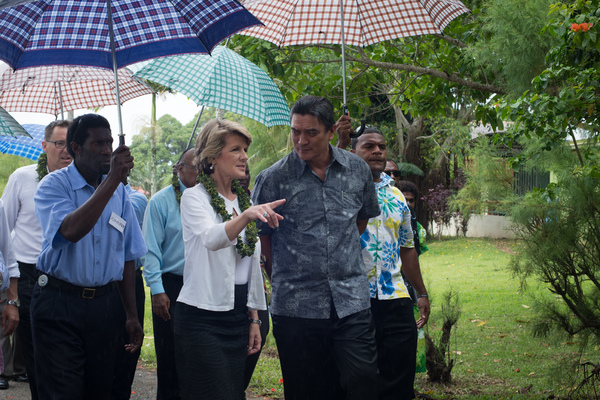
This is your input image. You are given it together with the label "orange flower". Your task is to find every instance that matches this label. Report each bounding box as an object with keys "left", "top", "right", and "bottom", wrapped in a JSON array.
[{"left": 571, "top": 22, "right": 594, "bottom": 32}]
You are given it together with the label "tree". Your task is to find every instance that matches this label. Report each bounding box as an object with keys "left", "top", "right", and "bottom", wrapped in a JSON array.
[
  {"left": 484, "top": 0, "right": 599, "bottom": 166},
  {"left": 129, "top": 113, "right": 196, "bottom": 193},
  {"left": 128, "top": 108, "right": 291, "bottom": 193},
  {"left": 231, "top": 0, "right": 557, "bottom": 231},
  {"left": 454, "top": 1, "right": 599, "bottom": 392},
  {"left": 499, "top": 0, "right": 600, "bottom": 342}
]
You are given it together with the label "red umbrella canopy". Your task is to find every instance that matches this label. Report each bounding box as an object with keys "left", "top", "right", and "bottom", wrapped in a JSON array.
[
  {"left": 0, "top": 65, "right": 154, "bottom": 116},
  {"left": 240, "top": 0, "right": 470, "bottom": 47}
]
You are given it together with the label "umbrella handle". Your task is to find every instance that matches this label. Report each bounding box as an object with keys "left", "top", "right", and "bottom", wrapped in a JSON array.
[{"left": 349, "top": 119, "right": 365, "bottom": 138}]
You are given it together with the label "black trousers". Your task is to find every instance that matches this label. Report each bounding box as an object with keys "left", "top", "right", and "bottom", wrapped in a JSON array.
[
  {"left": 152, "top": 272, "right": 183, "bottom": 400},
  {"left": 17, "top": 261, "right": 38, "bottom": 400},
  {"left": 111, "top": 269, "right": 145, "bottom": 400},
  {"left": 272, "top": 309, "right": 378, "bottom": 400},
  {"left": 31, "top": 282, "right": 120, "bottom": 400},
  {"left": 371, "top": 297, "right": 417, "bottom": 400}
]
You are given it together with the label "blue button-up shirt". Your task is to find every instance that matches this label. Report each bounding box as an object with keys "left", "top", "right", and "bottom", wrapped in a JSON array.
[
  {"left": 34, "top": 163, "right": 147, "bottom": 287},
  {"left": 142, "top": 183, "right": 186, "bottom": 295},
  {"left": 125, "top": 184, "right": 148, "bottom": 269},
  {"left": 252, "top": 146, "right": 380, "bottom": 319}
]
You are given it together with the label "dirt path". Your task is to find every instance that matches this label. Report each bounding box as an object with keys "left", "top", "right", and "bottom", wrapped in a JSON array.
[{"left": 1, "top": 364, "right": 266, "bottom": 399}]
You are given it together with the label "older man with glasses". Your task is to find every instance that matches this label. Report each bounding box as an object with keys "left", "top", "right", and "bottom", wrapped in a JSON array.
[{"left": 0, "top": 120, "right": 71, "bottom": 397}]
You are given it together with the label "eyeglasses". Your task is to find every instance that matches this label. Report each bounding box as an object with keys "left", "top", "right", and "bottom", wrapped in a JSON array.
[
  {"left": 384, "top": 170, "right": 401, "bottom": 177},
  {"left": 46, "top": 140, "right": 67, "bottom": 150}
]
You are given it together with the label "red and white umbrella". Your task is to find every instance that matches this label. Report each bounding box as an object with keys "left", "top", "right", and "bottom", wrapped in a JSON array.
[
  {"left": 0, "top": 64, "right": 154, "bottom": 118},
  {"left": 241, "top": 0, "right": 470, "bottom": 107}
]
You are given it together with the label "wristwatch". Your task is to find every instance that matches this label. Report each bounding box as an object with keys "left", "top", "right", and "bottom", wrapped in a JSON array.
[
  {"left": 7, "top": 299, "right": 20, "bottom": 307},
  {"left": 249, "top": 318, "right": 262, "bottom": 326}
]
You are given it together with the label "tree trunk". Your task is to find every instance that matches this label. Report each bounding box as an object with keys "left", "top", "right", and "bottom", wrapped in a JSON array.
[{"left": 150, "top": 93, "right": 157, "bottom": 197}]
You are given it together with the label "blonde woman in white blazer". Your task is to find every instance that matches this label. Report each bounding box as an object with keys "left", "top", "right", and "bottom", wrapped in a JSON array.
[{"left": 175, "top": 119, "right": 284, "bottom": 400}]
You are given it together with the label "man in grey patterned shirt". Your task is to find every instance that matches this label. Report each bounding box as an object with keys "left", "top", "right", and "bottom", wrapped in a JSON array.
[{"left": 252, "top": 96, "right": 380, "bottom": 400}]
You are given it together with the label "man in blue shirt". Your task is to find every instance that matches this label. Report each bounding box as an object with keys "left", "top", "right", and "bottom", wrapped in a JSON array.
[
  {"left": 142, "top": 148, "right": 197, "bottom": 400},
  {"left": 33, "top": 114, "right": 147, "bottom": 400},
  {"left": 252, "top": 96, "right": 380, "bottom": 400}
]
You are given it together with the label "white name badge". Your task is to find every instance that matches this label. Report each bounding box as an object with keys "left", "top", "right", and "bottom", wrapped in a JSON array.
[{"left": 109, "top": 212, "right": 126, "bottom": 233}]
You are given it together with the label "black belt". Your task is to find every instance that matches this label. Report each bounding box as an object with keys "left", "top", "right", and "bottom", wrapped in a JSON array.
[
  {"left": 18, "top": 262, "right": 39, "bottom": 280},
  {"left": 40, "top": 274, "right": 116, "bottom": 299}
]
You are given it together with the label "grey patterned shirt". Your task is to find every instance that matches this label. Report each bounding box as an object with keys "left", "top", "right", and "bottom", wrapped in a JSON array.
[{"left": 252, "top": 146, "right": 380, "bottom": 319}]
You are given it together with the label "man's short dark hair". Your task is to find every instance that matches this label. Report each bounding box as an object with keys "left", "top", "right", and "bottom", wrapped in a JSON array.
[
  {"left": 396, "top": 180, "right": 419, "bottom": 198},
  {"left": 44, "top": 120, "right": 70, "bottom": 141},
  {"left": 350, "top": 127, "right": 383, "bottom": 149},
  {"left": 290, "top": 96, "right": 335, "bottom": 132},
  {"left": 66, "top": 114, "right": 111, "bottom": 158}
]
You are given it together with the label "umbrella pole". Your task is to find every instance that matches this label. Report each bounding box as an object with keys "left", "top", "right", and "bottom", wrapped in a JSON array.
[
  {"left": 106, "top": 0, "right": 125, "bottom": 146},
  {"left": 186, "top": 106, "right": 204, "bottom": 150},
  {"left": 57, "top": 81, "right": 64, "bottom": 120},
  {"left": 339, "top": 0, "right": 347, "bottom": 112}
]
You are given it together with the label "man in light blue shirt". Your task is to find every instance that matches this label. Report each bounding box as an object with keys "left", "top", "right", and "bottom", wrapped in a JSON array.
[
  {"left": 142, "top": 148, "right": 197, "bottom": 400},
  {"left": 33, "top": 114, "right": 147, "bottom": 400}
]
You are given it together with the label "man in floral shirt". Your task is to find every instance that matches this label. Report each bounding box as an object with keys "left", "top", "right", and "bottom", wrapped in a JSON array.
[{"left": 351, "top": 127, "right": 430, "bottom": 400}]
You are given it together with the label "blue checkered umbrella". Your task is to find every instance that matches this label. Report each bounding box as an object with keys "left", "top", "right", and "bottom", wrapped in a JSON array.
[
  {"left": 0, "top": 123, "right": 44, "bottom": 160},
  {"left": 133, "top": 47, "right": 290, "bottom": 128},
  {"left": 0, "top": 0, "right": 262, "bottom": 143},
  {"left": 0, "top": 105, "right": 31, "bottom": 138}
]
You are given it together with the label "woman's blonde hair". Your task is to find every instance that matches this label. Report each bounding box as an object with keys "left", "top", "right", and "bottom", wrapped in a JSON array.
[{"left": 193, "top": 119, "right": 252, "bottom": 175}]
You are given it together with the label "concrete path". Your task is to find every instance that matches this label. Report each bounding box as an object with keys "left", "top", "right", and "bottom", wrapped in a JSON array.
[{"left": 1, "top": 364, "right": 267, "bottom": 399}]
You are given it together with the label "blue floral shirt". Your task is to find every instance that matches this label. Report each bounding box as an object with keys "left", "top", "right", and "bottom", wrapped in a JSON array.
[{"left": 361, "top": 173, "right": 414, "bottom": 299}]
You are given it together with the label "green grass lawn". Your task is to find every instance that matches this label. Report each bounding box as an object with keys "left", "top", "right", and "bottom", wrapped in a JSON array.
[
  {"left": 139, "top": 238, "right": 597, "bottom": 399},
  {"left": 139, "top": 288, "right": 157, "bottom": 367},
  {"left": 415, "top": 238, "right": 595, "bottom": 399}
]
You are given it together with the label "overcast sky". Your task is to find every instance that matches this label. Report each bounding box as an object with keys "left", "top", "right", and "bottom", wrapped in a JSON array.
[{"left": 9, "top": 92, "right": 203, "bottom": 146}]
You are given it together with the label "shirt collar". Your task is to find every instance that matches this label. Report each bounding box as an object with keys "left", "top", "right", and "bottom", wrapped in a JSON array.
[
  {"left": 68, "top": 162, "right": 106, "bottom": 191},
  {"left": 290, "top": 145, "right": 352, "bottom": 179},
  {"left": 179, "top": 178, "right": 189, "bottom": 191},
  {"left": 374, "top": 172, "right": 394, "bottom": 190}
]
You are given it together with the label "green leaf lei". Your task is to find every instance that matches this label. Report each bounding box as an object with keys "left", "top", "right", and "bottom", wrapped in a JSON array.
[
  {"left": 172, "top": 173, "right": 183, "bottom": 205},
  {"left": 198, "top": 172, "right": 258, "bottom": 258},
  {"left": 172, "top": 173, "right": 201, "bottom": 205},
  {"left": 36, "top": 153, "right": 48, "bottom": 182}
]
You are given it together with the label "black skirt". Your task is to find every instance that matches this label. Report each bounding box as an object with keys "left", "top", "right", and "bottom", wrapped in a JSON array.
[{"left": 174, "top": 284, "right": 249, "bottom": 400}]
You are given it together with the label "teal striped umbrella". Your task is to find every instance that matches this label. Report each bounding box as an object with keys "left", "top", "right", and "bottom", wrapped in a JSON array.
[
  {"left": 0, "top": 106, "right": 31, "bottom": 138},
  {"left": 133, "top": 46, "right": 290, "bottom": 128}
]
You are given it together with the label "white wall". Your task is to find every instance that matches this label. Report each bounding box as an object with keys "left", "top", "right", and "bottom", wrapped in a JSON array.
[{"left": 430, "top": 214, "right": 516, "bottom": 239}]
